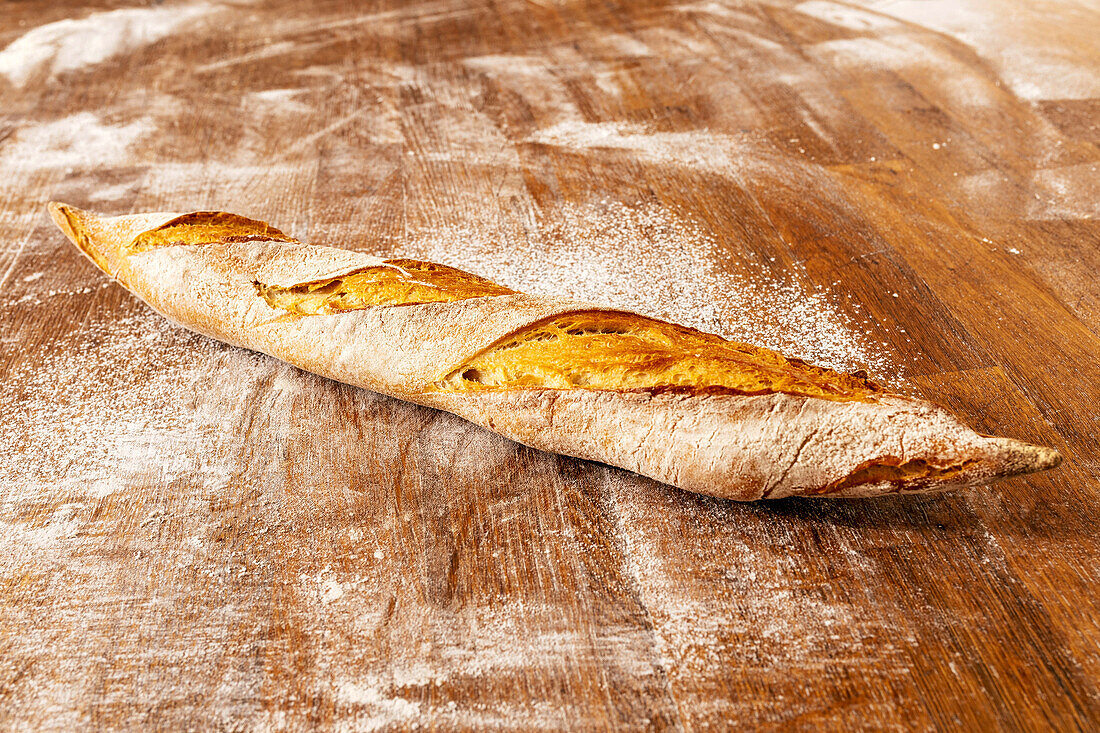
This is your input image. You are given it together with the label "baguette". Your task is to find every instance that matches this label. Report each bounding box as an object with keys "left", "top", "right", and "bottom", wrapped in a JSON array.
[{"left": 47, "top": 202, "right": 1061, "bottom": 500}]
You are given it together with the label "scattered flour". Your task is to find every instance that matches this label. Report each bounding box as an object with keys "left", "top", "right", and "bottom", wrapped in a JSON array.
[
  {"left": 246, "top": 87, "right": 313, "bottom": 114},
  {"left": 794, "top": 1, "right": 900, "bottom": 31},
  {"left": 1028, "top": 163, "right": 1100, "bottom": 220},
  {"left": 319, "top": 576, "right": 346, "bottom": 604},
  {"left": 334, "top": 679, "right": 422, "bottom": 732},
  {"left": 812, "top": 35, "right": 943, "bottom": 73},
  {"left": 527, "top": 121, "right": 753, "bottom": 174},
  {"left": 603, "top": 472, "right": 918, "bottom": 727},
  {"left": 0, "top": 112, "right": 151, "bottom": 172},
  {"left": 0, "top": 308, "right": 255, "bottom": 507},
  {"left": 956, "top": 164, "right": 1100, "bottom": 222},
  {"left": 858, "top": 0, "right": 1100, "bottom": 101},
  {"left": 0, "top": 4, "right": 215, "bottom": 87}
]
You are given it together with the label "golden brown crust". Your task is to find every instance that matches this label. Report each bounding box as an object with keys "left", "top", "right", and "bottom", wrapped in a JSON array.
[
  {"left": 46, "top": 201, "right": 1062, "bottom": 500},
  {"left": 818, "top": 457, "right": 979, "bottom": 496},
  {"left": 129, "top": 212, "right": 295, "bottom": 252},
  {"left": 430, "top": 310, "right": 883, "bottom": 402},
  {"left": 51, "top": 202, "right": 112, "bottom": 273},
  {"left": 254, "top": 259, "right": 515, "bottom": 315}
]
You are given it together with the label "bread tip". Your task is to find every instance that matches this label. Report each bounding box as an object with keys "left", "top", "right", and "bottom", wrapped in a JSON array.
[
  {"left": 987, "top": 436, "right": 1062, "bottom": 476},
  {"left": 1034, "top": 445, "right": 1062, "bottom": 471},
  {"left": 46, "top": 200, "right": 94, "bottom": 230},
  {"left": 46, "top": 200, "right": 79, "bottom": 218},
  {"left": 47, "top": 201, "right": 118, "bottom": 276},
  {"left": 47, "top": 201, "right": 79, "bottom": 239}
]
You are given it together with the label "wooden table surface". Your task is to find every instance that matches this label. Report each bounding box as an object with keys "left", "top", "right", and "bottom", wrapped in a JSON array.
[{"left": 1, "top": 1, "right": 1098, "bottom": 730}]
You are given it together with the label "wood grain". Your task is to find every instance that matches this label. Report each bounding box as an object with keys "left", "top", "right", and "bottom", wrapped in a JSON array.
[{"left": 0, "top": 0, "right": 1097, "bottom": 730}]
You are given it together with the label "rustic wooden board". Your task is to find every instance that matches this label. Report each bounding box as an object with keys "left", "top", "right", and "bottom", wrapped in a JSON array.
[{"left": 1, "top": 0, "right": 1098, "bottom": 730}]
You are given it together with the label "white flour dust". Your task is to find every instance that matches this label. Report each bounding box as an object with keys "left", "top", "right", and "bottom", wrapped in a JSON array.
[
  {"left": 332, "top": 679, "right": 422, "bottom": 730},
  {"left": 603, "top": 473, "right": 916, "bottom": 726},
  {"left": 1028, "top": 163, "right": 1100, "bottom": 220},
  {"left": 794, "top": 1, "right": 899, "bottom": 32},
  {"left": 0, "top": 112, "right": 151, "bottom": 173},
  {"left": 0, "top": 309, "right": 251, "bottom": 507},
  {"left": 856, "top": 0, "right": 1100, "bottom": 101},
  {"left": 527, "top": 120, "right": 755, "bottom": 175},
  {"left": 0, "top": 4, "right": 214, "bottom": 87}
]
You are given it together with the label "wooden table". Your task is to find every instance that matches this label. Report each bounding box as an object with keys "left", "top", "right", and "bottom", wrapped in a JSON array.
[{"left": 1, "top": 1, "right": 1097, "bottom": 729}]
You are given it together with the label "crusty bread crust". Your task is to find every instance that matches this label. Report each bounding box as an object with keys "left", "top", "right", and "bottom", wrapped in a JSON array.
[{"left": 47, "top": 202, "right": 1061, "bottom": 500}]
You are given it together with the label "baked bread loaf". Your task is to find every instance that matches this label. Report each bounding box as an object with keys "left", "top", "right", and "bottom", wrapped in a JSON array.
[{"left": 48, "top": 202, "right": 1061, "bottom": 500}]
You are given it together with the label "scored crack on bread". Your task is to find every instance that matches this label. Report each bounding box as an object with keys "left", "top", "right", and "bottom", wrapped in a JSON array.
[
  {"left": 429, "top": 310, "right": 879, "bottom": 400},
  {"left": 255, "top": 259, "right": 516, "bottom": 316},
  {"left": 128, "top": 211, "right": 297, "bottom": 252},
  {"left": 47, "top": 202, "right": 1062, "bottom": 500}
]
